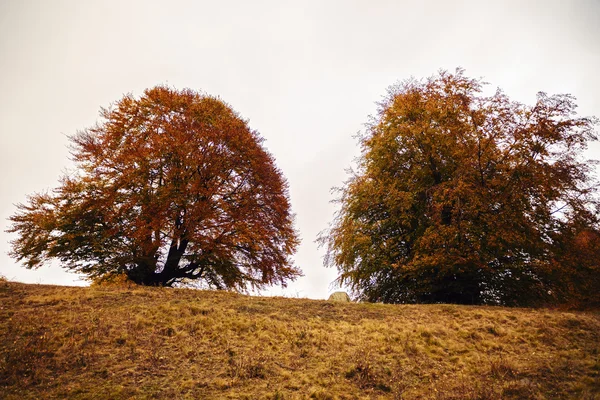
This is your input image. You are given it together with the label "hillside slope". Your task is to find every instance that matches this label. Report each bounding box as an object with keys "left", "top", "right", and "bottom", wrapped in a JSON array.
[{"left": 0, "top": 280, "right": 598, "bottom": 399}]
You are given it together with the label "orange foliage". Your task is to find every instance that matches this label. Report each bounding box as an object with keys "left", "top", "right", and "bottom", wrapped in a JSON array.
[
  {"left": 9, "top": 86, "right": 300, "bottom": 289},
  {"left": 322, "top": 69, "right": 599, "bottom": 306}
]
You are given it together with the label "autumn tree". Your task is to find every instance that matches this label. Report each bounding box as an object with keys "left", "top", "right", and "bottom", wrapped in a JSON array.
[
  {"left": 9, "top": 86, "right": 300, "bottom": 289},
  {"left": 321, "top": 69, "right": 599, "bottom": 306}
]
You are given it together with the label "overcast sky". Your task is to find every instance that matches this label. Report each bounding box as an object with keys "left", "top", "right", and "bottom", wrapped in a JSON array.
[{"left": 1, "top": 0, "right": 599, "bottom": 299}]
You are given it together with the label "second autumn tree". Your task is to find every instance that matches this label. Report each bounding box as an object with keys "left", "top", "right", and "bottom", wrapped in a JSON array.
[{"left": 322, "top": 69, "right": 599, "bottom": 306}]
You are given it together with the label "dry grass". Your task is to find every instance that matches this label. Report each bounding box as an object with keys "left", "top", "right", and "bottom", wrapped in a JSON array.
[{"left": 0, "top": 280, "right": 599, "bottom": 399}]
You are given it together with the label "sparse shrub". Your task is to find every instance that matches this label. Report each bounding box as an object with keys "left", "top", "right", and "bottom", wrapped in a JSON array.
[
  {"left": 309, "top": 390, "right": 334, "bottom": 400},
  {"left": 345, "top": 346, "right": 392, "bottom": 392},
  {"left": 270, "top": 391, "right": 286, "bottom": 400},
  {"left": 90, "top": 272, "right": 135, "bottom": 287},
  {"left": 501, "top": 379, "right": 538, "bottom": 399},
  {"left": 0, "top": 275, "right": 9, "bottom": 291},
  {"left": 486, "top": 325, "right": 502, "bottom": 336},
  {"left": 402, "top": 333, "right": 420, "bottom": 356},
  {"left": 227, "top": 349, "right": 268, "bottom": 380},
  {"left": 189, "top": 305, "right": 212, "bottom": 316},
  {"left": 160, "top": 326, "right": 176, "bottom": 337},
  {"left": 489, "top": 356, "right": 518, "bottom": 379}
]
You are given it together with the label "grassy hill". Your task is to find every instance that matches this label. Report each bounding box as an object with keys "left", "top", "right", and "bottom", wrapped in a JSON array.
[{"left": 0, "top": 279, "right": 599, "bottom": 399}]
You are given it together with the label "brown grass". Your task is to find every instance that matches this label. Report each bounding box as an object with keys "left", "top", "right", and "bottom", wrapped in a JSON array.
[{"left": 0, "top": 280, "right": 599, "bottom": 399}]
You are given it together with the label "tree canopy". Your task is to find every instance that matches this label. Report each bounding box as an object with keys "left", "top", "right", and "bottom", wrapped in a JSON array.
[
  {"left": 9, "top": 86, "right": 300, "bottom": 289},
  {"left": 321, "top": 69, "right": 599, "bottom": 306}
]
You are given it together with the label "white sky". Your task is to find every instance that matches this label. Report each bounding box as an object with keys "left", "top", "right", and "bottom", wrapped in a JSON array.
[{"left": 1, "top": 0, "right": 599, "bottom": 299}]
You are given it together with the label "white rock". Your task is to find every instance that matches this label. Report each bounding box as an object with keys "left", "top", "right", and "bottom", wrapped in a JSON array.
[{"left": 327, "top": 291, "right": 351, "bottom": 302}]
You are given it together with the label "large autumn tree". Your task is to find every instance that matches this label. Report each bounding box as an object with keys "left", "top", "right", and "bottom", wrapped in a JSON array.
[
  {"left": 9, "top": 86, "right": 300, "bottom": 289},
  {"left": 321, "top": 69, "right": 599, "bottom": 306}
]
